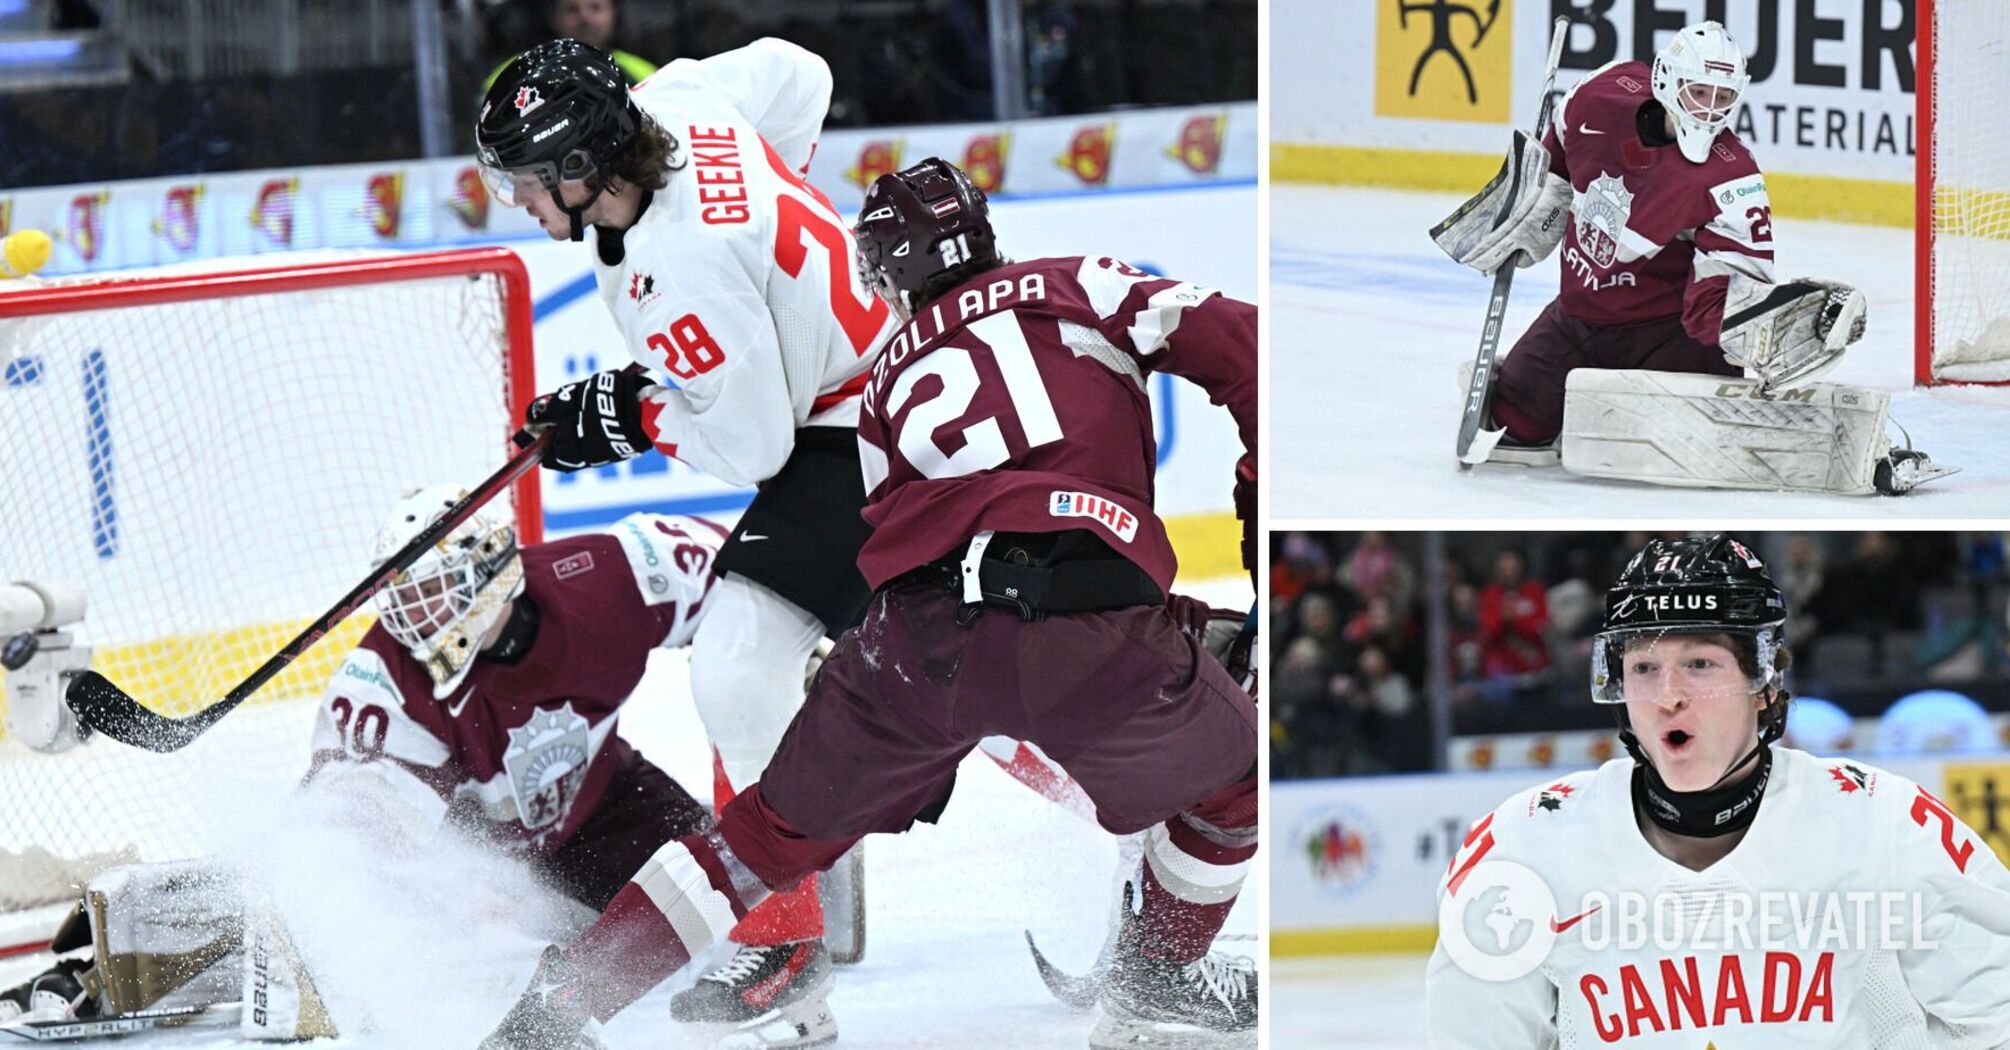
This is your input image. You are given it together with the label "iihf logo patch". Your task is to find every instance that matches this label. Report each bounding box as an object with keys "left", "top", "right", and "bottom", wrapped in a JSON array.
[
  {"left": 1048, "top": 490, "right": 1138, "bottom": 543},
  {"left": 514, "top": 85, "right": 544, "bottom": 117}
]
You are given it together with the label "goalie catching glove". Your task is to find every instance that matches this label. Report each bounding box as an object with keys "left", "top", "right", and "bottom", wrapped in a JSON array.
[
  {"left": 1718, "top": 274, "right": 1867, "bottom": 391},
  {"left": 1431, "top": 130, "right": 1573, "bottom": 275},
  {"left": 523, "top": 368, "right": 659, "bottom": 472}
]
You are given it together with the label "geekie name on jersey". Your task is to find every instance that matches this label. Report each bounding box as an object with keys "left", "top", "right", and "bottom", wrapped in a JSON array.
[{"left": 690, "top": 124, "right": 749, "bottom": 225}]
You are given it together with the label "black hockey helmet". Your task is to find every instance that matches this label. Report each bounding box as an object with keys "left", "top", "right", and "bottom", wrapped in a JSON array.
[
  {"left": 854, "top": 157, "right": 1000, "bottom": 311},
  {"left": 1592, "top": 534, "right": 1788, "bottom": 730},
  {"left": 476, "top": 39, "right": 642, "bottom": 237}
]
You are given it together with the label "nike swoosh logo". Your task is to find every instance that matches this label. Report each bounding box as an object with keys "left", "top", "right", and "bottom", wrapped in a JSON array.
[
  {"left": 1550, "top": 904, "right": 1602, "bottom": 933},
  {"left": 1577, "top": 123, "right": 1604, "bottom": 136},
  {"left": 741, "top": 533, "right": 769, "bottom": 542},
  {"left": 446, "top": 683, "right": 477, "bottom": 718}
]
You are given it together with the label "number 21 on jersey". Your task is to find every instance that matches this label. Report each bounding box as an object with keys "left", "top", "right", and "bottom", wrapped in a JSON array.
[{"left": 883, "top": 312, "right": 1064, "bottom": 480}]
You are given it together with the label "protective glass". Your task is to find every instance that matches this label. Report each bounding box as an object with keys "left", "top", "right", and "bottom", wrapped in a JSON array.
[{"left": 1590, "top": 627, "right": 1775, "bottom": 705}]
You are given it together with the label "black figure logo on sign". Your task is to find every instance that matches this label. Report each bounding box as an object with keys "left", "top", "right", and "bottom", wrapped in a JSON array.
[{"left": 1398, "top": 0, "right": 1504, "bottom": 105}]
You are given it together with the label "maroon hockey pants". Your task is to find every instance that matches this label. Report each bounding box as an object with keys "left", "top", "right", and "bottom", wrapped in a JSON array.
[
  {"left": 1494, "top": 297, "right": 1739, "bottom": 444},
  {"left": 568, "top": 583, "right": 1258, "bottom": 1019}
]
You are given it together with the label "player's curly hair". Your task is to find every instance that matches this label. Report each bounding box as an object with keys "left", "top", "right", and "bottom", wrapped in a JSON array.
[
  {"left": 1721, "top": 633, "right": 1794, "bottom": 740},
  {"left": 599, "top": 115, "right": 680, "bottom": 193}
]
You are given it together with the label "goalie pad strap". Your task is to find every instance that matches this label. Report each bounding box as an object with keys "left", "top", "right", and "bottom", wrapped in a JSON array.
[{"left": 1560, "top": 369, "right": 1888, "bottom": 496}]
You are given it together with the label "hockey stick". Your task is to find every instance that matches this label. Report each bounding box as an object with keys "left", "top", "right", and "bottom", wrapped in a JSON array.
[
  {"left": 64, "top": 430, "right": 549, "bottom": 752},
  {"left": 0, "top": 1005, "right": 215, "bottom": 1042},
  {"left": 1452, "top": 15, "right": 1571, "bottom": 468}
]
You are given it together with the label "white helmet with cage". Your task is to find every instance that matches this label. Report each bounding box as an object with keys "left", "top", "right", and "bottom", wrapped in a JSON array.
[
  {"left": 1651, "top": 21, "right": 1750, "bottom": 164},
  {"left": 371, "top": 485, "right": 525, "bottom": 697}
]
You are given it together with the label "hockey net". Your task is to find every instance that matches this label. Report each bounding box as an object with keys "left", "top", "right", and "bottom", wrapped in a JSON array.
[
  {"left": 1918, "top": 0, "right": 2010, "bottom": 384},
  {"left": 0, "top": 248, "right": 540, "bottom": 920}
]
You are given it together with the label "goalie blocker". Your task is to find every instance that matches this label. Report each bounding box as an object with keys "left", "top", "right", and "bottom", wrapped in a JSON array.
[{"left": 1558, "top": 369, "right": 1955, "bottom": 496}]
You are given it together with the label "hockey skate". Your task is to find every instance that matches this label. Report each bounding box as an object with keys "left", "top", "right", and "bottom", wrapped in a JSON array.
[
  {"left": 0, "top": 958, "right": 95, "bottom": 1025},
  {"left": 1090, "top": 893, "right": 1256, "bottom": 1049},
  {"left": 669, "top": 939, "right": 836, "bottom": 1048},
  {"left": 1455, "top": 360, "right": 1558, "bottom": 467},
  {"left": 479, "top": 945, "right": 607, "bottom": 1050},
  {"left": 1875, "top": 437, "right": 1959, "bottom": 496}
]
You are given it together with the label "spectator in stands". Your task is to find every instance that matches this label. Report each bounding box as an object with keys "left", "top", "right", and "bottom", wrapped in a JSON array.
[
  {"left": 1343, "top": 594, "right": 1421, "bottom": 685},
  {"left": 1812, "top": 531, "right": 1922, "bottom": 677},
  {"left": 1341, "top": 531, "right": 1416, "bottom": 611},
  {"left": 486, "top": 0, "right": 657, "bottom": 91},
  {"left": 1272, "top": 635, "right": 1346, "bottom": 779},
  {"left": 1478, "top": 549, "right": 1550, "bottom": 681}
]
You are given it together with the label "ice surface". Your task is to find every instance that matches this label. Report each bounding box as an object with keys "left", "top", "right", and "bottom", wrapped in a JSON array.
[
  {"left": 0, "top": 579, "right": 1254, "bottom": 1048},
  {"left": 1274, "top": 954, "right": 1429, "bottom": 1050},
  {"left": 1273, "top": 184, "right": 2010, "bottom": 518}
]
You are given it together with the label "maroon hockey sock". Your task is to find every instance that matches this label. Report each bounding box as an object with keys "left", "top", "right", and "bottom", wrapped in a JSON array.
[
  {"left": 1490, "top": 391, "right": 1558, "bottom": 446},
  {"left": 712, "top": 761, "right": 827, "bottom": 946},
  {"left": 566, "top": 829, "right": 765, "bottom": 1021},
  {"left": 1137, "top": 774, "right": 1258, "bottom": 963}
]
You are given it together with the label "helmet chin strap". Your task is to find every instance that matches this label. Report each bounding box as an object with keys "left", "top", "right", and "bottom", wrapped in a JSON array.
[
  {"left": 561, "top": 179, "right": 612, "bottom": 242},
  {"left": 1619, "top": 712, "right": 1774, "bottom": 839}
]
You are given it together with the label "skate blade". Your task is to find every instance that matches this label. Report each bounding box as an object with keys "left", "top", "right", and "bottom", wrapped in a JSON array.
[
  {"left": 690, "top": 995, "right": 837, "bottom": 1049},
  {"left": 1088, "top": 1010, "right": 1255, "bottom": 1050}
]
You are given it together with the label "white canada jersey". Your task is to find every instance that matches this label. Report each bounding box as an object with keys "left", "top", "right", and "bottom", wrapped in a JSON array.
[
  {"left": 596, "top": 38, "right": 897, "bottom": 487},
  {"left": 1425, "top": 747, "right": 2010, "bottom": 1048}
]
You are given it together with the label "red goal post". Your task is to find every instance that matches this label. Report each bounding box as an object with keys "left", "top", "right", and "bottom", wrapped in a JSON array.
[
  {"left": 0, "top": 246, "right": 542, "bottom": 923},
  {"left": 1916, "top": 0, "right": 2010, "bottom": 386}
]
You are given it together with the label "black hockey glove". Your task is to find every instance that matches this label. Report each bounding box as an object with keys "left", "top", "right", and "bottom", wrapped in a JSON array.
[
  {"left": 523, "top": 368, "right": 653, "bottom": 473},
  {"left": 1233, "top": 452, "right": 1257, "bottom": 588}
]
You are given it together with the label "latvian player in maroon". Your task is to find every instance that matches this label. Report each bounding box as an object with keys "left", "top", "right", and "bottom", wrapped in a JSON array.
[
  {"left": 480, "top": 158, "right": 1258, "bottom": 1050},
  {"left": 301, "top": 488, "right": 729, "bottom": 909},
  {"left": 0, "top": 489, "right": 733, "bottom": 1037},
  {"left": 1434, "top": 21, "right": 1946, "bottom": 495}
]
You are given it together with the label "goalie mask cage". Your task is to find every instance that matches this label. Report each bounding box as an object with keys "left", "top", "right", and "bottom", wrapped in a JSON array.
[
  {"left": 1917, "top": 0, "right": 2010, "bottom": 385},
  {"left": 0, "top": 247, "right": 541, "bottom": 924}
]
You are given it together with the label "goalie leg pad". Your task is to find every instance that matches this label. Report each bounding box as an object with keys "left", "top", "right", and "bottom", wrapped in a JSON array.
[
  {"left": 1560, "top": 369, "right": 1890, "bottom": 495},
  {"left": 239, "top": 895, "right": 338, "bottom": 1042},
  {"left": 86, "top": 860, "right": 244, "bottom": 1018}
]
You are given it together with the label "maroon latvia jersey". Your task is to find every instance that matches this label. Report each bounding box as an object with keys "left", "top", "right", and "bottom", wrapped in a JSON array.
[
  {"left": 854, "top": 256, "right": 1255, "bottom": 592},
  {"left": 305, "top": 514, "right": 724, "bottom": 853},
  {"left": 1543, "top": 60, "right": 1775, "bottom": 343}
]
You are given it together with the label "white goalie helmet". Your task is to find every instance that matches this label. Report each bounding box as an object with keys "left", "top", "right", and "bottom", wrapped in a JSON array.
[
  {"left": 370, "top": 484, "right": 525, "bottom": 697},
  {"left": 1651, "top": 21, "right": 1750, "bottom": 164}
]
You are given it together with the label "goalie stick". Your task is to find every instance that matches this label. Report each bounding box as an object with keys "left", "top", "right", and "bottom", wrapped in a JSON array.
[
  {"left": 0, "top": 1005, "right": 216, "bottom": 1043},
  {"left": 1451, "top": 15, "right": 1570, "bottom": 467},
  {"left": 64, "top": 366, "right": 644, "bottom": 753}
]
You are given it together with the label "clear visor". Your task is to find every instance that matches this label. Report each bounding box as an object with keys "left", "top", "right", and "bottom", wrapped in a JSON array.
[
  {"left": 477, "top": 161, "right": 558, "bottom": 208},
  {"left": 476, "top": 146, "right": 596, "bottom": 207},
  {"left": 1591, "top": 627, "right": 1773, "bottom": 705},
  {"left": 1674, "top": 79, "right": 1740, "bottom": 128},
  {"left": 375, "top": 554, "right": 477, "bottom": 655}
]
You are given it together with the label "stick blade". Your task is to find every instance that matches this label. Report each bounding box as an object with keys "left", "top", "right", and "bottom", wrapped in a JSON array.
[{"left": 64, "top": 671, "right": 200, "bottom": 753}]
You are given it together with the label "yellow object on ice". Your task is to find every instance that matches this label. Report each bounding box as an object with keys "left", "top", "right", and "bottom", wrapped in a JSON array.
[{"left": 1, "top": 228, "right": 52, "bottom": 278}]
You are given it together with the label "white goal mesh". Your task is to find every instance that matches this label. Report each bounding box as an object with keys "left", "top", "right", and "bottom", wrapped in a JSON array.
[
  {"left": 0, "top": 248, "right": 539, "bottom": 915},
  {"left": 1921, "top": 0, "right": 2010, "bottom": 384}
]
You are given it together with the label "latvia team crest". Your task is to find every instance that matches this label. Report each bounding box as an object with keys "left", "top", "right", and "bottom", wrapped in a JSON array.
[
  {"left": 502, "top": 703, "right": 592, "bottom": 831},
  {"left": 1575, "top": 172, "right": 1634, "bottom": 269}
]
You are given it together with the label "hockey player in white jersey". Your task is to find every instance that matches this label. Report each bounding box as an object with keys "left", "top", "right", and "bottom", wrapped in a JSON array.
[
  {"left": 474, "top": 37, "right": 898, "bottom": 1041},
  {"left": 1425, "top": 534, "right": 2010, "bottom": 1047}
]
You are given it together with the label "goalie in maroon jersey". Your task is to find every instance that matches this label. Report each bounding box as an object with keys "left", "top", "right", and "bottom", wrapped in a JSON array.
[
  {"left": 1434, "top": 20, "right": 1948, "bottom": 495},
  {"left": 0, "top": 488, "right": 730, "bottom": 1039},
  {"left": 481, "top": 157, "right": 1258, "bottom": 1049}
]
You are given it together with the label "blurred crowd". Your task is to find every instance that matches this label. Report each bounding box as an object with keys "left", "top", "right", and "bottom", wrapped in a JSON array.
[
  {"left": 1271, "top": 532, "right": 2010, "bottom": 780},
  {"left": 0, "top": 0, "right": 1255, "bottom": 188}
]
